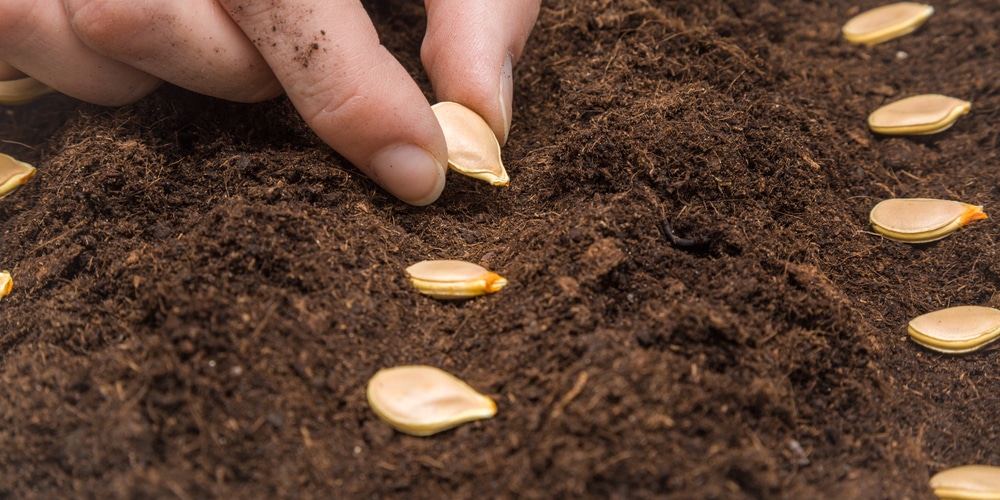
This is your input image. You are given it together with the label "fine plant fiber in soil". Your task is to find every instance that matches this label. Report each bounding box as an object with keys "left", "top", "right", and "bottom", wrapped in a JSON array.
[{"left": 2, "top": 0, "right": 999, "bottom": 498}]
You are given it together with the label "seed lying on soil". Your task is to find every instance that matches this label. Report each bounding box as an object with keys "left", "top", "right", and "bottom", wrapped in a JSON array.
[
  {"left": 431, "top": 101, "right": 509, "bottom": 186},
  {"left": 0, "top": 153, "right": 37, "bottom": 199},
  {"left": 868, "top": 94, "right": 971, "bottom": 135},
  {"left": 0, "top": 77, "right": 55, "bottom": 105},
  {"left": 366, "top": 365, "right": 497, "bottom": 436},
  {"left": 842, "top": 2, "right": 934, "bottom": 45},
  {"left": 869, "top": 198, "right": 986, "bottom": 243},
  {"left": 929, "top": 464, "right": 1000, "bottom": 499},
  {"left": 405, "top": 259, "right": 507, "bottom": 299},
  {"left": 0, "top": 271, "right": 12, "bottom": 301},
  {"left": 908, "top": 306, "right": 1000, "bottom": 354}
]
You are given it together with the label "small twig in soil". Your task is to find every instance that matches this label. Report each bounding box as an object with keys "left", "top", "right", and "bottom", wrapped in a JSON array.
[
  {"left": 550, "top": 371, "right": 589, "bottom": 419},
  {"left": 661, "top": 220, "right": 710, "bottom": 252}
]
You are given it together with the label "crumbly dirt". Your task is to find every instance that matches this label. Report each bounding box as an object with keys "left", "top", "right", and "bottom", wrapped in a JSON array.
[{"left": 2, "top": 1, "right": 999, "bottom": 498}]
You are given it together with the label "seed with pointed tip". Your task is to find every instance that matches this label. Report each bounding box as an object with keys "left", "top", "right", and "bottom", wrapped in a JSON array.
[
  {"left": 0, "top": 271, "right": 12, "bottom": 301},
  {"left": 366, "top": 365, "right": 497, "bottom": 436},
  {"left": 0, "top": 153, "right": 37, "bottom": 200},
  {"left": 0, "top": 77, "right": 55, "bottom": 105},
  {"left": 842, "top": 2, "right": 934, "bottom": 45},
  {"left": 870, "top": 198, "right": 986, "bottom": 243},
  {"left": 908, "top": 306, "right": 1000, "bottom": 354},
  {"left": 405, "top": 259, "right": 507, "bottom": 299},
  {"left": 868, "top": 94, "right": 971, "bottom": 135},
  {"left": 431, "top": 101, "right": 509, "bottom": 186},
  {"left": 929, "top": 465, "right": 1000, "bottom": 499}
]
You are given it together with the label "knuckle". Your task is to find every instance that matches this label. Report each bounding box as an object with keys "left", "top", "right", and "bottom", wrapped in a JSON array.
[
  {"left": 296, "top": 72, "right": 367, "bottom": 130},
  {"left": 65, "top": 0, "right": 149, "bottom": 53},
  {"left": 0, "top": 0, "right": 40, "bottom": 48}
]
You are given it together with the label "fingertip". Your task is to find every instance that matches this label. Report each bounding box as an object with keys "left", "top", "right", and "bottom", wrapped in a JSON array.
[
  {"left": 0, "top": 0, "right": 162, "bottom": 106},
  {"left": 66, "top": 0, "right": 281, "bottom": 103},
  {"left": 370, "top": 143, "right": 447, "bottom": 206}
]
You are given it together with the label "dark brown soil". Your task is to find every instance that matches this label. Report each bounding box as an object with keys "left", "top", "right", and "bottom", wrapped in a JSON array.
[{"left": 2, "top": 1, "right": 999, "bottom": 498}]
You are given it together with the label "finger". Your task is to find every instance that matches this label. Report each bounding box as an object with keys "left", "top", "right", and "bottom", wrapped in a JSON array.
[
  {"left": 0, "top": 0, "right": 161, "bottom": 105},
  {"left": 63, "top": 0, "right": 282, "bottom": 103},
  {"left": 0, "top": 60, "right": 26, "bottom": 81},
  {"left": 218, "top": 0, "right": 447, "bottom": 206},
  {"left": 422, "top": 0, "right": 540, "bottom": 145}
]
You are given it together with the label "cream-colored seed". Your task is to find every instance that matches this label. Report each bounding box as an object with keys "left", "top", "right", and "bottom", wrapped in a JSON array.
[
  {"left": 929, "top": 465, "right": 1000, "bottom": 500},
  {"left": 366, "top": 365, "right": 497, "bottom": 436},
  {"left": 431, "top": 101, "right": 509, "bottom": 186},
  {"left": 0, "top": 271, "right": 12, "bottom": 301},
  {"left": 842, "top": 3, "right": 934, "bottom": 45},
  {"left": 405, "top": 259, "right": 508, "bottom": 300},
  {"left": 0, "top": 77, "right": 55, "bottom": 106},
  {"left": 868, "top": 94, "right": 971, "bottom": 135},
  {"left": 870, "top": 198, "right": 986, "bottom": 243},
  {"left": 908, "top": 306, "right": 1000, "bottom": 354},
  {"left": 0, "top": 153, "right": 37, "bottom": 200}
]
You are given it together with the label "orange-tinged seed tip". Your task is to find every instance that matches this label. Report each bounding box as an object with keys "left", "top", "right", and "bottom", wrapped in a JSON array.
[
  {"left": 484, "top": 273, "right": 508, "bottom": 293},
  {"left": 960, "top": 205, "right": 988, "bottom": 225}
]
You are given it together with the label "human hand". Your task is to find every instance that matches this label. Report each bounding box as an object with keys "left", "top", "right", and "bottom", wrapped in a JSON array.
[{"left": 0, "top": 0, "right": 540, "bottom": 206}]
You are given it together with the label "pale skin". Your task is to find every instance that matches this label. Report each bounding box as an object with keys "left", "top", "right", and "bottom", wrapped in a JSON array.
[{"left": 0, "top": 0, "right": 540, "bottom": 206}]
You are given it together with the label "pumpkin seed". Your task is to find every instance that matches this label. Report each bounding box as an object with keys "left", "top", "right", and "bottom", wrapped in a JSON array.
[
  {"left": 930, "top": 465, "right": 1000, "bottom": 500},
  {"left": 405, "top": 259, "right": 507, "bottom": 300},
  {"left": 842, "top": 2, "right": 934, "bottom": 45},
  {"left": 870, "top": 198, "right": 986, "bottom": 243},
  {"left": 0, "top": 153, "right": 36, "bottom": 199},
  {"left": 868, "top": 94, "right": 971, "bottom": 135},
  {"left": 366, "top": 365, "right": 497, "bottom": 436},
  {"left": 431, "top": 101, "right": 509, "bottom": 186},
  {"left": 908, "top": 306, "right": 1000, "bottom": 354},
  {"left": 0, "top": 77, "right": 55, "bottom": 105},
  {"left": 0, "top": 271, "right": 11, "bottom": 301}
]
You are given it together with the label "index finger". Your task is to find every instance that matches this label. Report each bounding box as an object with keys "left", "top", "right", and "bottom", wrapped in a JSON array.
[{"left": 218, "top": 0, "right": 448, "bottom": 206}]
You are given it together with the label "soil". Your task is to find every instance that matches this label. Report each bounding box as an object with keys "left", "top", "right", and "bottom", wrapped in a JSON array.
[{"left": 2, "top": 1, "right": 999, "bottom": 498}]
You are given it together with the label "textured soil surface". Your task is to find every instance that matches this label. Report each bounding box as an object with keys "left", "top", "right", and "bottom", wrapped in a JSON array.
[{"left": 2, "top": 1, "right": 999, "bottom": 498}]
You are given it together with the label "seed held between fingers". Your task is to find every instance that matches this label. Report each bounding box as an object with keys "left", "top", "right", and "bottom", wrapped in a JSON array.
[
  {"left": 431, "top": 102, "right": 509, "bottom": 186},
  {"left": 842, "top": 2, "right": 934, "bottom": 45},
  {"left": 0, "top": 153, "right": 37, "bottom": 199},
  {"left": 868, "top": 94, "right": 971, "bottom": 135},
  {"left": 366, "top": 365, "right": 497, "bottom": 436},
  {"left": 929, "top": 464, "right": 1000, "bottom": 499},
  {"left": 405, "top": 259, "right": 507, "bottom": 300},
  {"left": 908, "top": 306, "right": 1000, "bottom": 354},
  {"left": 0, "top": 271, "right": 12, "bottom": 301},
  {"left": 870, "top": 198, "right": 986, "bottom": 243}
]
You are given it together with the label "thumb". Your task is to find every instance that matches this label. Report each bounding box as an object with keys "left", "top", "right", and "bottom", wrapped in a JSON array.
[{"left": 422, "top": 0, "right": 540, "bottom": 146}]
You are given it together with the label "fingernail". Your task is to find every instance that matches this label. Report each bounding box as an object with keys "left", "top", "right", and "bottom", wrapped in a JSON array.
[
  {"left": 370, "top": 143, "right": 446, "bottom": 206},
  {"left": 498, "top": 52, "right": 513, "bottom": 146}
]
